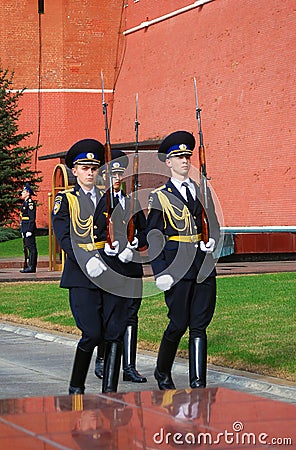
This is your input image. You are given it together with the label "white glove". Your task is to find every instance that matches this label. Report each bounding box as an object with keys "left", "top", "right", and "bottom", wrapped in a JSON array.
[
  {"left": 127, "top": 237, "right": 138, "bottom": 250},
  {"left": 156, "top": 274, "right": 174, "bottom": 291},
  {"left": 86, "top": 257, "right": 107, "bottom": 278},
  {"left": 200, "top": 238, "right": 215, "bottom": 253},
  {"left": 118, "top": 247, "right": 133, "bottom": 263},
  {"left": 25, "top": 232, "right": 32, "bottom": 237},
  {"left": 104, "top": 241, "right": 119, "bottom": 256}
]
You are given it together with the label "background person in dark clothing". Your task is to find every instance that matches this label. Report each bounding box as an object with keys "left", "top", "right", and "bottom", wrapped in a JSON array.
[{"left": 19, "top": 182, "right": 38, "bottom": 273}]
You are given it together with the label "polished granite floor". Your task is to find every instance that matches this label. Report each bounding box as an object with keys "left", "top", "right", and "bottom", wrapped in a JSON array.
[{"left": 0, "top": 388, "right": 295, "bottom": 450}]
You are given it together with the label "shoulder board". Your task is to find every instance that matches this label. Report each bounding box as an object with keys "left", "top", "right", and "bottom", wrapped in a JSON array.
[
  {"left": 151, "top": 184, "right": 166, "bottom": 194},
  {"left": 59, "top": 188, "right": 74, "bottom": 194}
]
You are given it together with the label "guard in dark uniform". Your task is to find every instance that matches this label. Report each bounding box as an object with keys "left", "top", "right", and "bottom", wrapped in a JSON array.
[
  {"left": 20, "top": 182, "right": 38, "bottom": 273},
  {"left": 146, "top": 131, "right": 220, "bottom": 390},
  {"left": 94, "top": 150, "right": 147, "bottom": 384},
  {"left": 52, "top": 139, "right": 129, "bottom": 394}
]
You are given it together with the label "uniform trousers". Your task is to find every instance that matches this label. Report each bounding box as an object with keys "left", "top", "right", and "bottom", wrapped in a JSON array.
[
  {"left": 23, "top": 235, "right": 37, "bottom": 254},
  {"left": 69, "top": 287, "right": 128, "bottom": 352},
  {"left": 126, "top": 297, "right": 142, "bottom": 327},
  {"left": 163, "top": 276, "right": 216, "bottom": 342},
  {"left": 125, "top": 278, "right": 143, "bottom": 327}
]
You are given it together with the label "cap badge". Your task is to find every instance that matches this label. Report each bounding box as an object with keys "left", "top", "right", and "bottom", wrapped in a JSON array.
[
  {"left": 86, "top": 153, "right": 94, "bottom": 160},
  {"left": 179, "top": 144, "right": 187, "bottom": 151}
]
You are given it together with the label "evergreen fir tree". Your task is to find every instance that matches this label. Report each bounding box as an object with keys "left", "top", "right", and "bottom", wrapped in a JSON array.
[{"left": 0, "top": 67, "right": 42, "bottom": 226}]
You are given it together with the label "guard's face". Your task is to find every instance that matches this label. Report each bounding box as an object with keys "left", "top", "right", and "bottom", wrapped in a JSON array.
[
  {"left": 111, "top": 171, "right": 123, "bottom": 192},
  {"left": 21, "top": 189, "right": 29, "bottom": 200},
  {"left": 72, "top": 164, "right": 99, "bottom": 190},
  {"left": 165, "top": 155, "right": 191, "bottom": 179},
  {"left": 102, "top": 171, "right": 123, "bottom": 193}
]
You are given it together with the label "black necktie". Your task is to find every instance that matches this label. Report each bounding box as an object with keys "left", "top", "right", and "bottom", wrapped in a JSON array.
[
  {"left": 113, "top": 194, "right": 119, "bottom": 207},
  {"left": 87, "top": 192, "right": 95, "bottom": 211},
  {"left": 182, "top": 182, "right": 195, "bottom": 212}
]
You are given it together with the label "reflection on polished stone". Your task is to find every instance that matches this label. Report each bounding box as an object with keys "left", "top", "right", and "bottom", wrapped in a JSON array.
[{"left": 0, "top": 387, "right": 295, "bottom": 449}]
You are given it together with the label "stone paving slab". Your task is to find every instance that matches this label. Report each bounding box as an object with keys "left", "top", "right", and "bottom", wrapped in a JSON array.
[
  {"left": 1, "top": 258, "right": 295, "bottom": 405},
  {"left": 0, "top": 322, "right": 295, "bottom": 404}
]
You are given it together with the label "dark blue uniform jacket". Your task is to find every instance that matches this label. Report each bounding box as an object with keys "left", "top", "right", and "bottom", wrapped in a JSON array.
[
  {"left": 52, "top": 183, "right": 146, "bottom": 294},
  {"left": 20, "top": 198, "right": 37, "bottom": 235},
  {"left": 146, "top": 179, "right": 220, "bottom": 282}
]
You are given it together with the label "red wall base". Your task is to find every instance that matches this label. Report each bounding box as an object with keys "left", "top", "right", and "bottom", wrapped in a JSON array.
[{"left": 234, "top": 233, "right": 296, "bottom": 254}]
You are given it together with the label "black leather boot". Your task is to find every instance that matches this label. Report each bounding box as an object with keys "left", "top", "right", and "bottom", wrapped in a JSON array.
[
  {"left": 94, "top": 341, "right": 105, "bottom": 379},
  {"left": 102, "top": 341, "right": 122, "bottom": 393},
  {"left": 123, "top": 325, "right": 147, "bottom": 383},
  {"left": 20, "top": 266, "right": 36, "bottom": 273},
  {"left": 154, "top": 335, "right": 179, "bottom": 390},
  {"left": 69, "top": 346, "right": 93, "bottom": 395},
  {"left": 30, "top": 248, "right": 38, "bottom": 272},
  {"left": 20, "top": 267, "right": 33, "bottom": 273},
  {"left": 189, "top": 337, "right": 207, "bottom": 388},
  {"left": 21, "top": 248, "right": 38, "bottom": 273}
]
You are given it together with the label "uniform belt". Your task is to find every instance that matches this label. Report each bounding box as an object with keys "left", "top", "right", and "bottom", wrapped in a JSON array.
[
  {"left": 168, "top": 234, "right": 202, "bottom": 243},
  {"left": 77, "top": 241, "right": 106, "bottom": 251}
]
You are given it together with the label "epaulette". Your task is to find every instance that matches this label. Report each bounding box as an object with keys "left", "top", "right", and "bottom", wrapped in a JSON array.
[
  {"left": 151, "top": 184, "right": 166, "bottom": 194},
  {"left": 59, "top": 188, "right": 74, "bottom": 194}
]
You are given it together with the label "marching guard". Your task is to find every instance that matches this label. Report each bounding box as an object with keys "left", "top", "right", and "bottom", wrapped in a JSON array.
[
  {"left": 94, "top": 149, "right": 147, "bottom": 384},
  {"left": 52, "top": 139, "right": 130, "bottom": 394},
  {"left": 146, "top": 131, "right": 220, "bottom": 390}
]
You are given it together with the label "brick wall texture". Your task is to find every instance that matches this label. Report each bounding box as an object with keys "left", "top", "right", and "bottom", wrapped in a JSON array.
[{"left": 1, "top": 0, "right": 295, "bottom": 249}]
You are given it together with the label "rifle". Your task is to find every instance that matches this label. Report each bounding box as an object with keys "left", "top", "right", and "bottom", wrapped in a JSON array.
[
  {"left": 127, "top": 93, "right": 140, "bottom": 244},
  {"left": 101, "top": 70, "right": 115, "bottom": 248},
  {"left": 194, "top": 77, "right": 209, "bottom": 243}
]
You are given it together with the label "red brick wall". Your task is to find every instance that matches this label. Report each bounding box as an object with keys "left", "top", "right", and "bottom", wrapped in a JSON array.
[
  {"left": 1, "top": 0, "right": 125, "bottom": 227},
  {"left": 2, "top": 0, "right": 125, "bottom": 89},
  {"left": 112, "top": 0, "right": 296, "bottom": 230},
  {"left": 1, "top": 0, "right": 295, "bottom": 241}
]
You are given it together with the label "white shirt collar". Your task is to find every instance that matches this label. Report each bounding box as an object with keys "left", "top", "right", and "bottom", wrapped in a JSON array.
[
  {"left": 114, "top": 190, "right": 122, "bottom": 198},
  {"left": 81, "top": 187, "right": 96, "bottom": 197},
  {"left": 170, "top": 177, "right": 195, "bottom": 199},
  {"left": 170, "top": 177, "right": 191, "bottom": 189},
  {"left": 114, "top": 190, "right": 125, "bottom": 208}
]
